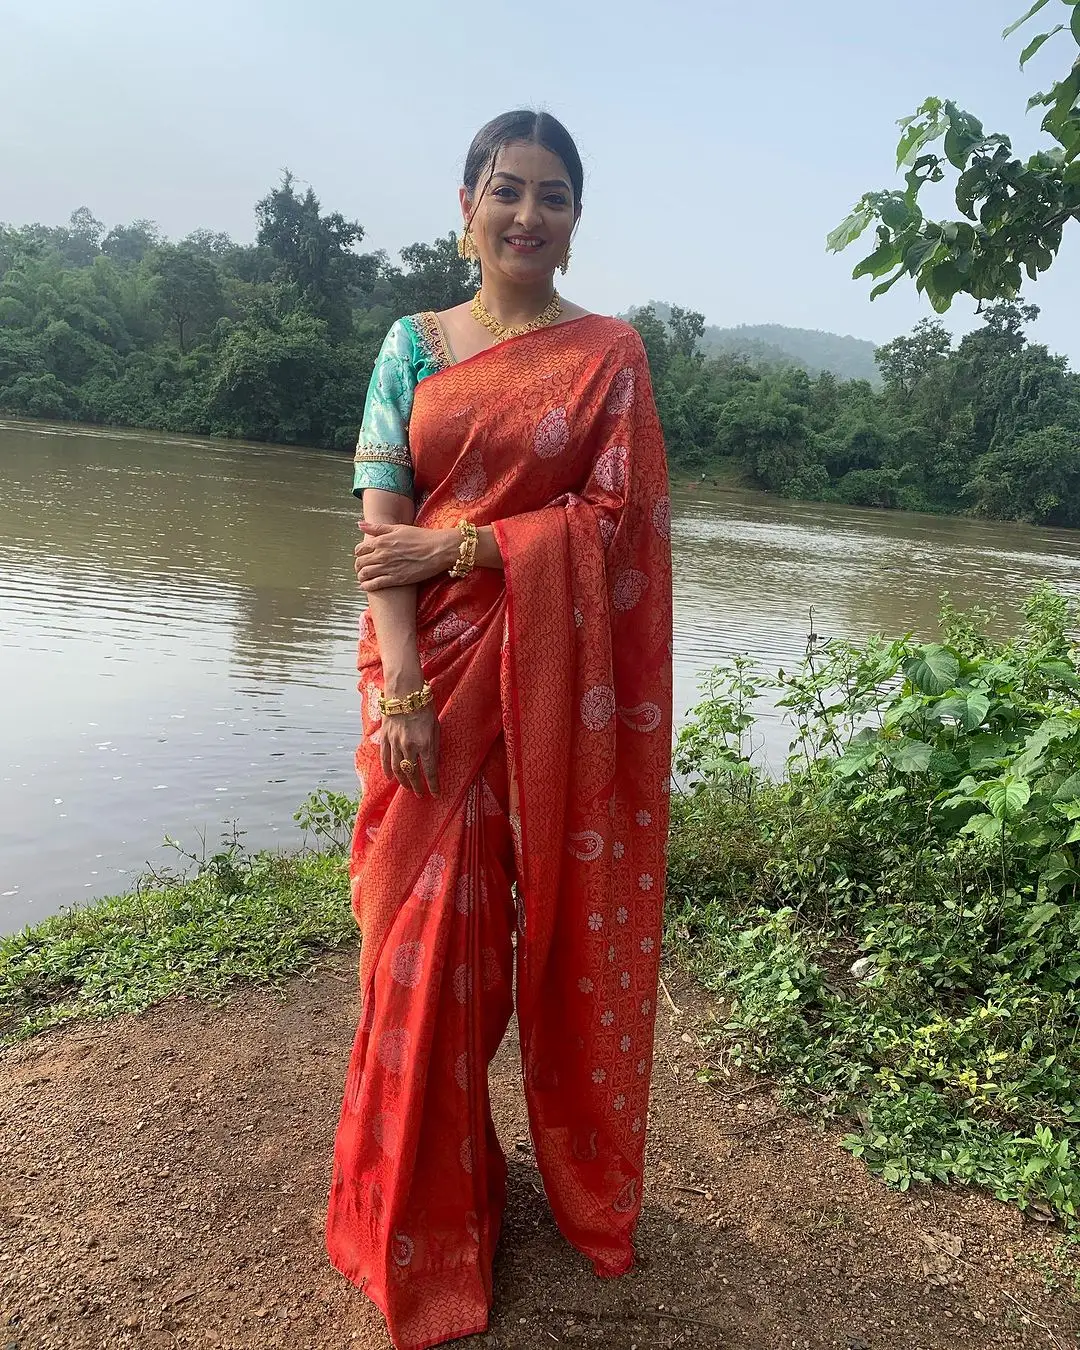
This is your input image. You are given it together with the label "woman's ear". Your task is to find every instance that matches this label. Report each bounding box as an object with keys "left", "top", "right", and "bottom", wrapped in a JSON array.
[{"left": 458, "top": 186, "right": 473, "bottom": 227}]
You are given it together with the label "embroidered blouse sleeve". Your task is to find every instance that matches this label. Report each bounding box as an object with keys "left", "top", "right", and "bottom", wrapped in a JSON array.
[{"left": 352, "top": 320, "right": 417, "bottom": 499}]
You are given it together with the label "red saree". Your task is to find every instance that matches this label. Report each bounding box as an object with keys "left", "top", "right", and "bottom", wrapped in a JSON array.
[{"left": 326, "top": 314, "right": 673, "bottom": 1349}]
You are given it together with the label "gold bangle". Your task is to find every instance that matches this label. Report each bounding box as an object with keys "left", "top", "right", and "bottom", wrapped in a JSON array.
[
  {"left": 378, "top": 682, "right": 434, "bottom": 717},
  {"left": 449, "top": 520, "right": 478, "bottom": 579}
]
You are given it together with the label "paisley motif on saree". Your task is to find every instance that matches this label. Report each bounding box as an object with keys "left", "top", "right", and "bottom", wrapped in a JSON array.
[{"left": 327, "top": 314, "right": 673, "bottom": 1350}]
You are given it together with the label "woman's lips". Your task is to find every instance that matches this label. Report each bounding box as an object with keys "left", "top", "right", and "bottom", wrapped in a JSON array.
[{"left": 504, "top": 236, "right": 545, "bottom": 253}]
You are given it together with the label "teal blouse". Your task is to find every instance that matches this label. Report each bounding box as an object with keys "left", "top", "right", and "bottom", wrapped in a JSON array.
[{"left": 352, "top": 314, "right": 452, "bottom": 499}]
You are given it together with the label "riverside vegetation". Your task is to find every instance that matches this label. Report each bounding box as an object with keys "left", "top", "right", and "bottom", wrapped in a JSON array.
[
  {"left": 668, "top": 585, "right": 1080, "bottom": 1230},
  {"left": 3, "top": 184, "right": 1080, "bottom": 525},
  {"left": 6, "top": 591, "right": 1080, "bottom": 1241}
]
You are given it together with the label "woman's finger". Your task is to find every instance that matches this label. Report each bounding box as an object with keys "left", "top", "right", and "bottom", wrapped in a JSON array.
[
  {"left": 419, "top": 743, "right": 440, "bottom": 797},
  {"left": 397, "top": 756, "right": 421, "bottom": 795},
  {"left": 380, "top": 732, "right": 392, "bottom": 781}
]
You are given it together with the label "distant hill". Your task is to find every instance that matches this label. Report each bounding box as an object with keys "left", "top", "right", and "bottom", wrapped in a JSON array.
[{"left": 632, "top": 303, "right": 881, "bottom": 384}]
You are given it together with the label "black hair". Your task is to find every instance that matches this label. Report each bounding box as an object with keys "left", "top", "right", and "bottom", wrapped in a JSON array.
[{"left": 463, "top": 110, "right": 584, "bottom": 209}]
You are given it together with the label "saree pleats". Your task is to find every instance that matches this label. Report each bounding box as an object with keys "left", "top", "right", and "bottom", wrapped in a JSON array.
[{"left": 327, "top": 316, "right": 673, "bottom": 1350}]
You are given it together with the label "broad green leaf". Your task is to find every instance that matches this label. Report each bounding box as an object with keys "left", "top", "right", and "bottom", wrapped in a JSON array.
[
  {"left": 1041, "top": 660, "right": 1080, "bottom": 690},
  {"left": 1003, "top": 0, "right": 1051, "bottom": 39},
  {"left": 880, "top": 197, "right": 913, "bottom": 232},
  {"left": 1054, "top": 772, "right": 1080, "bottom": 801},
  {"left": 1013, "top": 820, "right": 1053, "bottom": 847},
  {"left": 902, "top": 235, "right": 941, "bottom": 273},
  {"left": 870, "top": 270, "right": 907, "bottom": 300},
  {"left": 835, "top": 738, "right": 881, "bottom": 778},
  {"left": 933, "top": 694, "right": 968, "bottom": 723},
  {"left": 853, "top": 238, "right": 902, "bottom": 280},
  {"left": 827, "top": 207, "right": 873, "bottom": 253},
  {"left": 985, "top": 777, "right": 1031, "bottom": 820},
  {"left": 1019, "top": 25, "right": 1064, "bottom": 66},
  {"left": 1024, "top": 900, "right": 1061, "bottom": 936},
  {"left": 969, "top": 735, "right": 1009, "bottom": 769},
  {"left": 962, "top": 693, "right": 992, "bottom": 730},
  {"left": 961, "top": 812, "right": 1005, "bottom": 841},
  {"left": 929, "top": 749, "right": 964, "bottom": 778},
  {"left": 887, "top": 738, "right": 934, "bottom": 774},
  {"left": 1073, "top": 3, "right": 1080, "bottom": 42},
  {"left": 904, "top": 645, "right": 960, "bottom": 695},
  {"left": 944, "top": 121, "right": 985, "bottom": 170}
]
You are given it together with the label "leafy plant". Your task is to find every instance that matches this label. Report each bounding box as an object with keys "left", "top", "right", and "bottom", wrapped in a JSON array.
[
  {"left": 668, "top": 585, "right": 1080, "bottom": 1223},
  {"left": 829, "top": 1, "right": 1080, "bottom": 309}
]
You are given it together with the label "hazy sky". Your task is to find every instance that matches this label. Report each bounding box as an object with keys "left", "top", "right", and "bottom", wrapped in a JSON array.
[{"left": 4, "top": 0, "right": 1079, "bottom": 361}]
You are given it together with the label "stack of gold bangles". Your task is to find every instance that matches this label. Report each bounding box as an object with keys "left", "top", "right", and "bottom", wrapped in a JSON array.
[{"left": 449, "top": 520, "right": 478, "bottom": 579}]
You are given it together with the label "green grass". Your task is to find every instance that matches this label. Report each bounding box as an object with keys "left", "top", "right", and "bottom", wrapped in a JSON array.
[{"left": 0, "top": 848, "right": 355, "bottom": 1049}]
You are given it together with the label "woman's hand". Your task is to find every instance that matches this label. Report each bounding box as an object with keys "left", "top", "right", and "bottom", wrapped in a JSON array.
[
  {"left": 381, "top": 703, "right": 440, "bottom": 796},
  {"left": 355, "top": 521, "right": 457, "bottom": 592}
]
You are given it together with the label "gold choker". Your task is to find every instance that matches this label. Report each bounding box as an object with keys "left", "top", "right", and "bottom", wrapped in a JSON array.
[{"left": 470, "top": 290, "right": 562, "bottom": 343}]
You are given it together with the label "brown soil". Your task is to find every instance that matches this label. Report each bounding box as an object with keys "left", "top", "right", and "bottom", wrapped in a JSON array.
[{"left": 1, "top": 955, "right": 1078, "bottom": 1350}]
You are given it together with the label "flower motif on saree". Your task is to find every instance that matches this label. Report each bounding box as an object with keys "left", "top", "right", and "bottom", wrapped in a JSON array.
[
  {"left": 376, "top": 1027, "right": 410, "bottom": 1074},
  {"left": 568, "top": 830, "right": 604, "bottom": 861},
  {"left": 534, "top": 405, "right": 570, "bottom": 457},
  {"left": 412, "top": 853, "right": 446, "bottom": 906},
  {"left": 605, "top": 366, "right": 636, "bottom": 416},
  {"left": 594, "top": 443, "right": 628, "bottom": 493},
  {"left": 452, "top": 445, "right": 488, "bottom": 502},
  {"left": 372, "top": 1110, "right": 400, "bottom": 1156},
  {"left": 618, "top": 702, "right": 663, "bottom": 733},
  {"left": 613, "top": 1179, "right": 639, "bottom": 1214},
  {"left": 452, "top": 964, "right": 474, "bottom": 1004},
  {"left": 390, "top": 941, "right": 424, "bottom": 988},
  {"left": 580, "top": 684, "right": 616, "bottom": 730},
  {"left": 613, "top": 567, "right": 649, "bottom": 612},
  {"left": 652, "top": 495, "right": 672, "bottom": 539}
]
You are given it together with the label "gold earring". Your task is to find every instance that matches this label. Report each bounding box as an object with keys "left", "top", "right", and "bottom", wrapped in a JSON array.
[
  {"left": 458, "top": 229, "right": 479, "bottom": 262},
  {"left": 559, "top": 244, "right": 572, "bottom": 274}
]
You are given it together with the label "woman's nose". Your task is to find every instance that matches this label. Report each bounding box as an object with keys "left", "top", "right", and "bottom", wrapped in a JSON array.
[{"left": 513, "top": 195, "right": 543, "bottom": 231}]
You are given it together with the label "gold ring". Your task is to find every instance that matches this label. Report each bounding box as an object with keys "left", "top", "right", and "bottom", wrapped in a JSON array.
[{"left": 399, "top": 759, "right": 414, "bottom": 775}]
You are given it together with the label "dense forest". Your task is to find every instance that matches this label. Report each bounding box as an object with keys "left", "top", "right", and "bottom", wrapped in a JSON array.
[
  {"left": 633, "top": 300, "right": 1080, "bottom": 527},
  {"left": 3, "top": 177, "right": 1080, "bottom": 527}
]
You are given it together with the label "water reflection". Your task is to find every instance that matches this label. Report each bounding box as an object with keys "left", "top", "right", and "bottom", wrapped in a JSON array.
[{"left": 3, "top": 421, "right": 1080, "bottom": 932}]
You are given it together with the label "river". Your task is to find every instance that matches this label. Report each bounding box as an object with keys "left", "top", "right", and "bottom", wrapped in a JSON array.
[{"left": 4, "top": 420, "right": 1080, "bottom": 933}]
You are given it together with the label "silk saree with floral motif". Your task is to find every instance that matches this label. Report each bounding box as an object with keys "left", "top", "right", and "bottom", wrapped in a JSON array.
[{"left": 326, "top": 312, "right": 673, "bottom": 1350}]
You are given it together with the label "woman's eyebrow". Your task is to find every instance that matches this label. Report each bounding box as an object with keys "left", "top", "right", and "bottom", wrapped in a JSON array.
[{"left": 492, "top": 171, "right": 571, "bottom": 191}]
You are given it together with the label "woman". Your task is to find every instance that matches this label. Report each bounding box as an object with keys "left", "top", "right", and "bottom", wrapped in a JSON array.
[{"left": 326, "top": 110, "right": 673, "bottom": 1350}]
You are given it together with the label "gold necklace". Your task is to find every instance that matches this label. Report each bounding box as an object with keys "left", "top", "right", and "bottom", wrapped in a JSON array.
[{"left": 470, "top": 289, "right": 563, "bottom": 343}]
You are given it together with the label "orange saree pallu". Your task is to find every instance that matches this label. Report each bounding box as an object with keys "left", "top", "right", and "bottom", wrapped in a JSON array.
[{"left": 327, "top": 315, "right": 673, "bottom": 1350}]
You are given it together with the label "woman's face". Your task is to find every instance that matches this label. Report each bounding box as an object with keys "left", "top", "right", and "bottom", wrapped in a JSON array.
[{"left": 461, "top": 140, "right": 579, "bottom": 286}]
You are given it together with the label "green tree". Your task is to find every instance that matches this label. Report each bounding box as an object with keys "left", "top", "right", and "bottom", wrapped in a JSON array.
[
  {"left": 102, "top": 220, "right": 161, "bottom": 265},
  {"left": 148, "top": 245, "right": 225, "bottom": 353},
  {"left": 255, "top": 172, "right": 375, "bottom": 335},
  {"left": 378, "top": 234, "right": 477, "bottom": 315},
  {"left": 875, "top": 318, "right": 952, "bottom": 397},
  {"left": 967, "top": 424, "right": 1080, "bottom": 524},
  {"left": 828, "top": 0, "right": 1080, "bottom": 309},
  {"left": 668, "top": 305, "right": 706, "bottom": 362}
]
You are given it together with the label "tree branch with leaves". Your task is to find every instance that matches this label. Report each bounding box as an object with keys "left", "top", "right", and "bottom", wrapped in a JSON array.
[{"left": 828, "top": 0, "right": 1080, "bottom": 311}]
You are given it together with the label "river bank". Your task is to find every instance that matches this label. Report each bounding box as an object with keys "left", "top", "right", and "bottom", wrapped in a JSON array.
[{"left": 3, "top": 952, "right": 1077, "bottom": 1350}]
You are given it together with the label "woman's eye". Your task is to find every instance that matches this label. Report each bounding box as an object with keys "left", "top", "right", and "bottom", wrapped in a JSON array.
[
  {"left": 492, "top": 186, "right": 517, "bottom": 200},
  {"left": 545, "top": 195, "right": 569, "bottom": 208}
]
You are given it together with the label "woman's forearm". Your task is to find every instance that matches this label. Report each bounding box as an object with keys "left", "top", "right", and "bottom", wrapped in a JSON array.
[{"left": 362, "top": 489, "right": 424, "bottom": 696}]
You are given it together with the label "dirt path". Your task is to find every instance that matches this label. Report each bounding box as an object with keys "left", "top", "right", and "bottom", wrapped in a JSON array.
[{"left": 1, "top": 953, "right": 1078, "bottom": 1350}]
